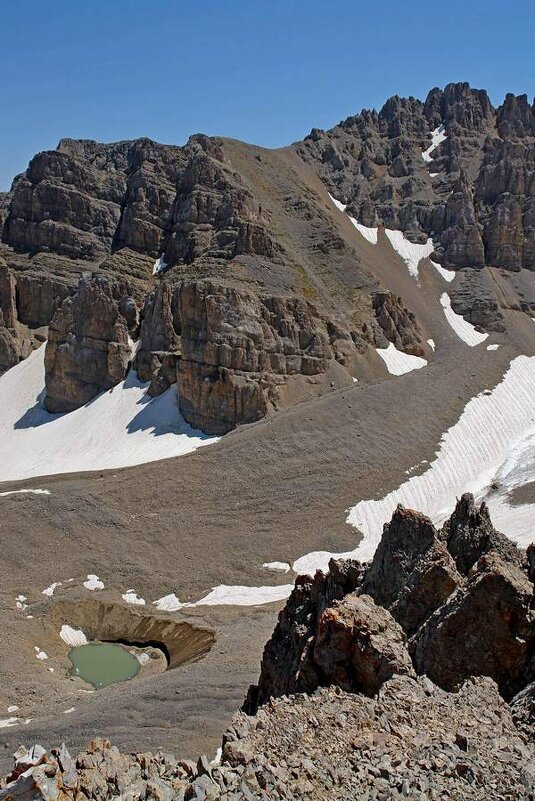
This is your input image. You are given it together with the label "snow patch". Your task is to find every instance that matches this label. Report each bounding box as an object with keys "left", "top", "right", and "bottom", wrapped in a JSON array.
[
  {"left": 263, "top": 562, "right": 291, "bottom": 573},
  {"left": 422, "top": 124, "right": 447, "bottom": 163},
  {"left": 432, "top": 262, "right": 455, "bottom": 282},
  {"left": 440, "top": 293, "right": 488, "bottom": 346},
  {"left": 122, "top": 590, "right": 146, "bottom": 605},
  {"left": 83, "top": 574, "right": 104, "bottom": 591},
  {"left": 60, "top": 625, "right": 87, "bottom": 647},
  {"left": 328, "top": 193, "right": 378, "bottom": 244},
  {"left": 328, "top": 193, "right": 347, "bottom": 212},
  {"left": 0, "top": 488, "right": 50, "bottom": 497},
  {"left": 7, "top": 706, "right": 19, "bottom": 714},
  {"left": 377, "top": 343, "right": 427, "bottom": 376},
  {"left": 63, "top": 708, "right": 76, "bottom": 714},
  {"left": 153, "top": 593, "right": 183, "bottom": 612},
  {"left": 42, "top": 582, "right": 61, "bottom": 597},
  {"left": 427, "top": 339, "right": 435, "bottom": 351},
  {"left": 136, "top": 652, "right": 151, "bottom": 665},
  {"left": 192, "top": 584, "right": 294, "bottom": 607},
  {"left": 349, "top": 217, "right": 378, "bottom": 245},
  {"left": 0, "top": 718, "right": 20, "bottom": 729},
  {"left": 384, "top": 230, "right": 434, "bottom": 279},
  {"left": 34, "top": 648, "right": 48, "bottom": 661},
  {"left": 487, "top": 344, "right": 500, "bottom": 351},
  {"left": 152, "top": 256, "right": 168, "bottom": 276},
  {"left": 0, "top": 346, "right": 217, "bottom": 483}
]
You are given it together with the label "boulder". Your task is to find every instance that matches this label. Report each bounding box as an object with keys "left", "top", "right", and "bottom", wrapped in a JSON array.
[{"left": 312, "top": 593, "right": 415, "bottom": 695}]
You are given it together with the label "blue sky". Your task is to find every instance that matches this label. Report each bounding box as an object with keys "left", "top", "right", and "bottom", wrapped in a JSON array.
[{"left": 0, "top": 0, "right": 534, "bottom": 189}]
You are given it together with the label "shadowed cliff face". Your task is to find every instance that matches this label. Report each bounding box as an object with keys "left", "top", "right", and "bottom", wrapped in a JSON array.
[{"left": 1, "top": 81, "right": 534, "bottom": 431}]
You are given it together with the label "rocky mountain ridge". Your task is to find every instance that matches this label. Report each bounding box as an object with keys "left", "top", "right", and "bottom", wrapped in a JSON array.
[
  {"left": 2, "top": 494, "right": 535, "bottom": 800},
  {"left": 0, "top": 82, "right": 534, "bottom": 433}
]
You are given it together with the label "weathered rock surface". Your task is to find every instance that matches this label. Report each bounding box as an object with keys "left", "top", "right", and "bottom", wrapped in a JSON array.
[
  {"left": 177, "top": 281, "right": 349, "bottom": 434},
  {"left": 249, "top": 495, "right": 534, "bottom": 709},
  {"left": 372, "top": 291, "right": 425, "bottom": 356},
  {"left": 442, "top": 492, "right": 524, "bottom": 574},
  {"left": 411, "top": 550, "right": 535, "bottom": 698},
  {"left": 4, "top": 676, "right": 535, "bottom": 800},
  {"left": 3, "top": 81, "right": 533, "bottom": 431},
  {"left": 44, "top": 274, "right": 137, "bottom": 413},
  {"left": 297, "top": 81, "right": 535, "bottom": 272},
  {"left": 312, "top": 593, "right": 414, "bottom": 695}
]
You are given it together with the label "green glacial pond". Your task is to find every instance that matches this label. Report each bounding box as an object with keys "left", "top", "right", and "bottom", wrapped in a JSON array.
[{"left": 69, "top": 642, "right": 140, "bottom": 689}]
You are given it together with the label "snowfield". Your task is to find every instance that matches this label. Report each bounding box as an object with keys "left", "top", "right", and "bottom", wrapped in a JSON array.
[
  {"left": 440, "top": 293, "right": 488, "bottom": 346},
  {"left": 377, "top": 343, "right": 428, "bottom": 375},
  {"left": 0, "top": 345, "right": 217, "bottom": 483},
  {"left": 295, "top": 354, "right": 535, "bottom": 570}
]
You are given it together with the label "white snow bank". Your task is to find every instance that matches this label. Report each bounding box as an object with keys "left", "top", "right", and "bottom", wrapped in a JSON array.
[
  {"left": 487, "top": 344, "right": 500, "bottom": 351},
  {"left": 432, "top": 262, "right": 455, "bottom": 282},
  {"left": 154, "top": 582, "right": 294, "bottom": 610},
  {"left": 154, "top": 593, "right": 183, "bottom": 612},
  {"left": 384, "top": 230, "right": 434, "bottom": 279},
  {"left": 0, "top": 345, "right": 217, "bottom": 483},
  {"left": 427, "top": 339, "right": 435, "bottom": 351},
  {"left": 122, "top": 590, "right": 146, "bottom": 605},
  {"left": 422, "top": 124, "right": 447, "bottom": 163},
  {"left": 0, "top": 489, "right": 50, "bottom": 497},
  {"left": 63, "top": 708, "right": 76, "bottom": 714},
  {"left": 34, "top": 648, "right": 48, "bottom": 661},
  {"left": 192, "top": 584, "right": 294, "bottom": 606},
  {"left": 328, "top": 193, "right": 347, "bottom": 212},
  {"left": 263, "top": 561, "right": 292, "bottom": 573},
  {"left": 292, "top": 355, "right": 535, "bottom": 572},
  {"left": 349, "top": 217, "right": 378, "bottom": 245},
  {"left": 377, "top": 343, "right": 428, "bottom": 376},
  {"left": 42, "top": 582, "right": 61, "bottom": 597},
  {"left": 440, "top": 293, "right": 488, "bottom": 346},
  {"left": 0, "top": 718, "right": 20, "bottom": 729},
  {"left": 7, "top": 706, "right": 19, "bottom": 713},
  {"left": 60, "top": 625, "right": 87, "bottom": 647},
  {"left": 152, "top": 256, "right": 168, "bottom": 276},
  {"left": 83, "top": 574, "right": 104, "bottom": 591}
]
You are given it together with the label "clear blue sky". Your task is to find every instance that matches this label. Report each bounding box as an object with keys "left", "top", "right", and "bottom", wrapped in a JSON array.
[{"left": 1, "top": 0, "right": 534, "bottom": 189}]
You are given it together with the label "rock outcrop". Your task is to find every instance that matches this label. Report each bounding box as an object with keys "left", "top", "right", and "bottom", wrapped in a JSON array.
[
  {"left": 372, "top": 291, "right": 425, "bottom": 356},
  {"left": 44, "top": 275, "right": 137, "bottom": 413},
  {"left": 1, "top": 81, "right": 534, "bottom": 429},
  {"left": 297, "top": 82, "right": 535, "bottom": 272},
  {"left": 411, "top": 550, "right": 535, "bottom": 698},
  {"left": 249, "top": 495, "right": 534, "bottom": 710},
  {"left": 177, "top": 281, "right": 347, "bottom": 434}
]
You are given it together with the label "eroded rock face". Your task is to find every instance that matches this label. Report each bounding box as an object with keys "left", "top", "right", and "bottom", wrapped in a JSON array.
[
  {"left": 372, "top": 291, "right": 425, "bottom": 356},
  {"left": 312, "top": 593, "right": 415, "bottom": 695},
  {"left": 44, "top": 275, "right": 137, "bottom": 413},
  {"left": 361, "top": 504, "right": 439, "bottom": 608},
  {"left": 411, "top": 551, "right": 535, "bottom": 698},
  {"left": 442, "top": 493, "right": 524, "bottom": 574},
  {"left": 245, "top": 559, "right": 364, "bottom": 712},
  {"left": 298, "top": 81, "right": 535, "bottom": 271},
  {"left": 249, "top": 494, "right": 534, "bottom": 713}
]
